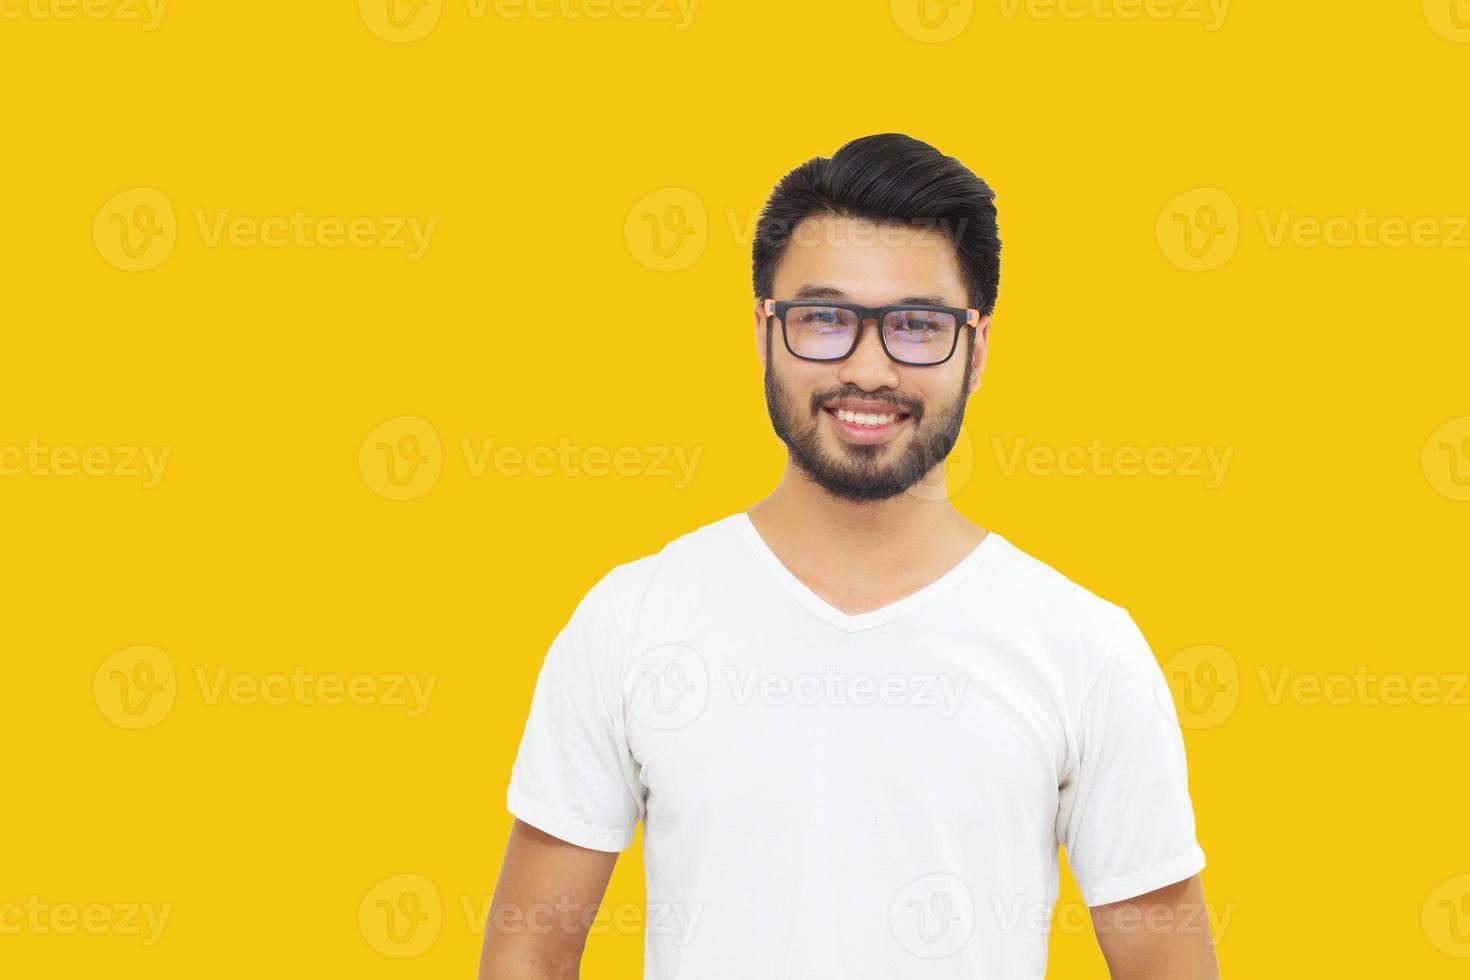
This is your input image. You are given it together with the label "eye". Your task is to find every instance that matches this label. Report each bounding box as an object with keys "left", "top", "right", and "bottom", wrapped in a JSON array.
[
  {"left": 894, "top": 317, "right": 939, "bottom": 335},
  {"left": 793, "top": 308, "right": 852, "bottom": 332}
]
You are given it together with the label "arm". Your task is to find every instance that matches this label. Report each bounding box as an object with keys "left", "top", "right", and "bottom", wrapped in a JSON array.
[
  {"left": 478, "top": 820, "right": 620, "bottom": 980},
  {"left": 1090, "top": 873, "right": 1220, "bottom": 980}
]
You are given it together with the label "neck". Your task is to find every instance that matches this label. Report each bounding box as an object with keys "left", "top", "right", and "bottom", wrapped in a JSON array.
[{"left": 746, "top": 459, "right": 984, "bottom": 583}]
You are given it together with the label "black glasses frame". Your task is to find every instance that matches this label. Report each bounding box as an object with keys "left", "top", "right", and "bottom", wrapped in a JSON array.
[{"left": 761, "top": 298, "right": 981, "bottom": 366}]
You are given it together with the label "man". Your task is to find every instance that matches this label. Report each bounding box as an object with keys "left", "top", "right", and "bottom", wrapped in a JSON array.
[{"left": 480, "top": 133, "right": 1218, "bottom": 979}]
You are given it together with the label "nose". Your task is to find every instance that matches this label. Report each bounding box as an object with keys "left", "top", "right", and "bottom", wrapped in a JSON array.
[{"left": 837, "top": 317, "right": 900, "bottom": 391}]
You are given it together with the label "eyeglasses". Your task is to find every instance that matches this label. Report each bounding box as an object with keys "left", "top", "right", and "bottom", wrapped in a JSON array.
[{"left": 761, "top": 298, "right": 981, "bottom": 366}]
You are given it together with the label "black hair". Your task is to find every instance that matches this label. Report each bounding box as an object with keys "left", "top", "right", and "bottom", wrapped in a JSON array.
[{"left": 751, "top": 133, "right": 1001, "bottom": 319}]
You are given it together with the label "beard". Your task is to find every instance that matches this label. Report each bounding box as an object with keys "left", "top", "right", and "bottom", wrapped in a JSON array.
[{"left": 763, "top": 337, "right": 973, "bottom": 504}]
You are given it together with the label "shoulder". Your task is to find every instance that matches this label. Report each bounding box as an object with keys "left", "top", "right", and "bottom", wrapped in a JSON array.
[
  {"left": 972, "top": 534, "right": 1167, "bottom": 729},
  {"left": 595, "top": 511, "right": 743, "bottom": 588},
  {"left": 984, "top": 534, "right": 1132, "bottom": 624},
  {"left": 976, "top": 532, "right": 1145, "bottom": 672},
  {"left": 577, "top": 511, "right": 748, "bottom": 629}
]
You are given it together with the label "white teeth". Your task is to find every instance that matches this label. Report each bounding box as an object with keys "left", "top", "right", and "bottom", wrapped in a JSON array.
[{"left": 834, "top": 408, "right": 898, "bottom": 427}]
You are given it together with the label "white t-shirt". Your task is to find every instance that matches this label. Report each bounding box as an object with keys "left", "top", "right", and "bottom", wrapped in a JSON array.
[{"left": 507, "top": 512, "right": 1205, "bottom": 979}]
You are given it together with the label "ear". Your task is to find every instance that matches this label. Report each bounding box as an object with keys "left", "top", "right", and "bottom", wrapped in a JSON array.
[
  {"left": 966, "top": 315, "right": 992, "bottom": 395},
  {"left": 753, "top": 299, "right": 769, "bottom": 370}
]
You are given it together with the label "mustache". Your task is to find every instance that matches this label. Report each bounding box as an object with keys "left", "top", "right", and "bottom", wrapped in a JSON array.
[{"left": 810, "top": 388, "right": 924, "bottom": 419}]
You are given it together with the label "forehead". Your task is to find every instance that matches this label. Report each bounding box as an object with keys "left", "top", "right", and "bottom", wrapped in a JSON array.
[{"left": 772, "top": 213, "right": 966, "bottom": 306}]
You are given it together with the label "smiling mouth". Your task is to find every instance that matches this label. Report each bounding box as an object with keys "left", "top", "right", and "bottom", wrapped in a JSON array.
[
  {"left": 826, "top": 406, "right": 908, "bottom": 426},
  {"left": 821, "top": 405, "right": 913, "bottom": 441}
]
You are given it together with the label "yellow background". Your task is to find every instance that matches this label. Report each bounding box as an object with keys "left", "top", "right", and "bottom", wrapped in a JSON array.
[{"left": 3, "top": 0, "right": 1468, "bottom": 976}]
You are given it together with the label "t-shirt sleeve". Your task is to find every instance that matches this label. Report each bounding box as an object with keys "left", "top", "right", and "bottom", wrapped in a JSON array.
[
  {"left": 1057, "top": 611, "right": 1206, "bottom": 907},
  {"left": 506, "top": 570, "right": 645, "bottom": 852}
]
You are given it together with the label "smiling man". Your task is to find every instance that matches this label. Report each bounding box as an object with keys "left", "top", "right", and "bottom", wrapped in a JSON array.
[{"left": 480, "top": 133, "right": 1218, "bottom": 980}]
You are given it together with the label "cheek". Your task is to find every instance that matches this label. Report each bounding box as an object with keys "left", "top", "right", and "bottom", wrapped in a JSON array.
[
  {"left": 776, "top": 360, "right": 834, "bottom": 403},
  {"left": 899, "top": 371, "right": 961, "bottom": 412}
]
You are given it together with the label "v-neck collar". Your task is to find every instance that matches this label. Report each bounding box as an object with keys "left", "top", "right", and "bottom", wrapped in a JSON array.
[{"left": 730, "top": 511, "right": 1004, "bottom": 633}]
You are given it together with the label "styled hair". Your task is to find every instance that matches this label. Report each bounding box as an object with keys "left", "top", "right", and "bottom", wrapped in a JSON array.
[{"left": 751, "top": 133, "right": 1001, "bottom": 316}]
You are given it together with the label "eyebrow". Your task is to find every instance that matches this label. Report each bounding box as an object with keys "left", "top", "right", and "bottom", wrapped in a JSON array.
[{"left": 790, "top": 284, "right": 955, "bottom": 307}]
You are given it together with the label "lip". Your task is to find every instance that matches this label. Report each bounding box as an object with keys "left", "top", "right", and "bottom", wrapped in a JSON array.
[{"left": 822, "top": 406, "right": 911, "bottom": 444}]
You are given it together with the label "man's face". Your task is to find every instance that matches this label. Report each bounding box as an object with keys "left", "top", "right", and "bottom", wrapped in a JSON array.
[{"left": 754, "top": 214, "right": 991, "bottom": 504}]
